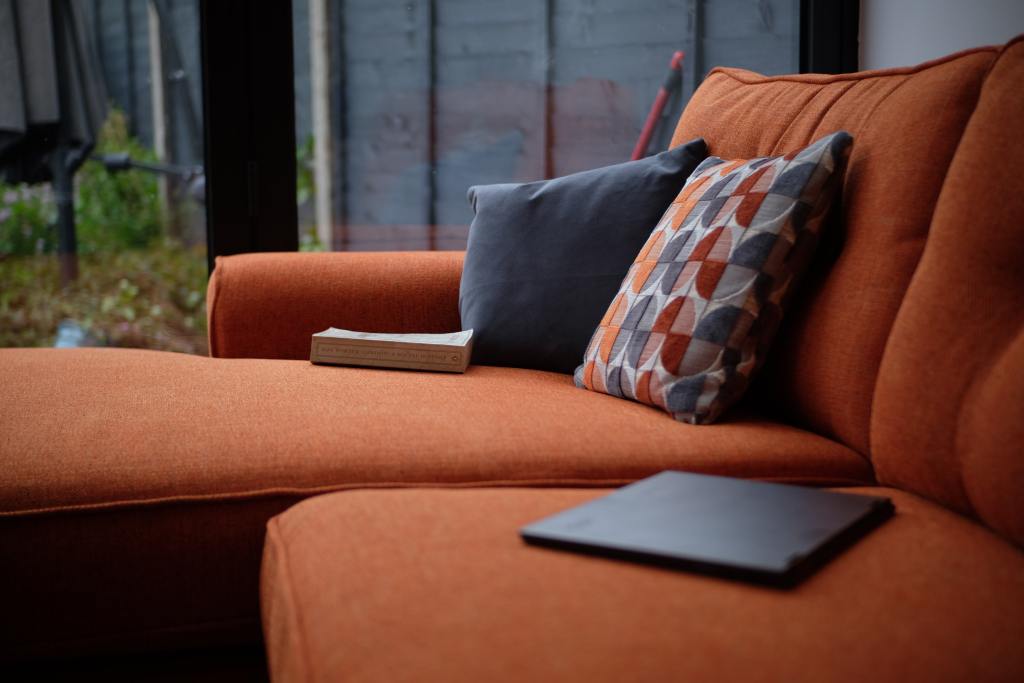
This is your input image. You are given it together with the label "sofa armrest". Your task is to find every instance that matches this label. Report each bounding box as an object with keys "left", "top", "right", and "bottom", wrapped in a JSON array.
[{"left": 207, "top": 251, "right": 464, "bottom": 359}]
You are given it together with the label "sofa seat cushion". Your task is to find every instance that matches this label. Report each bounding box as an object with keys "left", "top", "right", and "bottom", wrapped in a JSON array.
[
  {"left": 0, "top": 347, "right": 870, "bottom": 658},
  {"left": 1, "top": 348, "right": 871, "bottom": 516},
  {"left": 261, "top": 486, "right": 1024, "bottom": 683}
]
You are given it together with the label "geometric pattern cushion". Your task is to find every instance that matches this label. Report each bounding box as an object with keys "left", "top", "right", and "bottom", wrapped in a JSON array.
[{"left": 575, "top": 131, "right": 853, "bottom": 424}]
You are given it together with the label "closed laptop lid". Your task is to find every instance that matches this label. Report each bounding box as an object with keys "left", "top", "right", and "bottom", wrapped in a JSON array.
[{"left": 520, "top": 470, "right": 893, "bottom": 586}]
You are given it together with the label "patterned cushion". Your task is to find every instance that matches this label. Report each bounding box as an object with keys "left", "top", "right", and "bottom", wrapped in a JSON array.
[{"left": 575, "top": 132, "right": 852, "bottom": 424}]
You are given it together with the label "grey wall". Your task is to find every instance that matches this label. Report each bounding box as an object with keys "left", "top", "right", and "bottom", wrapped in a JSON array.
[{"left": 860, "top": 0, "right": 1024, "bottom": 69}]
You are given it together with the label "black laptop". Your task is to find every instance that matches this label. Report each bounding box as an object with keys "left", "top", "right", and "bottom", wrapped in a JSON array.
[{"left": 520, "top": 470, "right": 893, "bottom": 587}]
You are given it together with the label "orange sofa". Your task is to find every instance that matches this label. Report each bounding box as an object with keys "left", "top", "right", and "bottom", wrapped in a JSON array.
[{"left": 2, "top": 39, "right": 1023, "bottom": 681}]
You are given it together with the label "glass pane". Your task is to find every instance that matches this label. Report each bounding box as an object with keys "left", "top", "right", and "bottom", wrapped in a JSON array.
[
  {"left": 292, "top": 0, "right": 799, "bottom": 253},
  {"left": 0, "top": 0, "right": 207, "bottom": 354}
]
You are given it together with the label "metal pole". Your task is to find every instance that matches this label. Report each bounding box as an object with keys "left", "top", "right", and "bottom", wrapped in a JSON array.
[
  {"left": 52, "top": 0, "right": 78, "bottom": 285},
  {"left": 51, "top": 147, "right": 78, "bottom": 286}
]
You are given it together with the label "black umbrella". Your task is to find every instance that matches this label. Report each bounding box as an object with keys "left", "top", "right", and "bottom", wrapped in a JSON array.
[{"left": 0, "top": 0, "right": 107, "bottom": 283}]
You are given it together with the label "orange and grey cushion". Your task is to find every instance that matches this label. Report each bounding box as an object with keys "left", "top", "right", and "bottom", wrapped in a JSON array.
[{"left": 576, "top": 131, "right": 852, "bottom": 424}]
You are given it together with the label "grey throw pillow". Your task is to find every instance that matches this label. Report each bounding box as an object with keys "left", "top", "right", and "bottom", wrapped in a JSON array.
[{"left": 459, "top": 138, "right": 707, "bottom": 373}]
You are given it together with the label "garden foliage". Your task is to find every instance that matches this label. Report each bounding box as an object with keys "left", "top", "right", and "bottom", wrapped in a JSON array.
[{"left": 0, "top": 109, "right": 208, "bottom": 353}]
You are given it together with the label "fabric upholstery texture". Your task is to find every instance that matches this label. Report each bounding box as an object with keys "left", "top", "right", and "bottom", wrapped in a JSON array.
[
  {"left": 459, "top": 139, "right": 707, "bottom": 374},
  {"left": 577, "top": 132, "right": 852, "bottom": 424},
  {"left": 261, "top": 486, "right": 1024, "bottom": 683},
  {"left": 670, "top": 46, "right": 998, "bottom": 453},
  {"left": 0, "top": 347, "right": 870, "bottom": 657},
  {"left": 871, "top": 37, "right": 1024, "bottom": 547},
  {"left": 0, "top": 348, "right": 871, "bottom": 515},
  {"left": 207, "top": 250, "right": 464, "bottom": 360}
]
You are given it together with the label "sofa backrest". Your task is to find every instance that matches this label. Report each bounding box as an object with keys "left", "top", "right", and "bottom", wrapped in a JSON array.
[
  {"left": 670, "top": 45, "right": 999, "bottom": 457},
  {"left": 871, "top": 37, "right": 1024, "bottom": 547}
]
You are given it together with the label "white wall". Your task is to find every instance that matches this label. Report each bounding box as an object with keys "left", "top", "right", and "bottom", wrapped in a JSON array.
[{"left": 860, "top": 0, "right": 1024, "bottom": 69}]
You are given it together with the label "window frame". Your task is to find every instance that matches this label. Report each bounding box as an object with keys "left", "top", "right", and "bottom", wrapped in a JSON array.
[
  {"left": 801, "top": 0, "right": 861, "bottom": 74},
  {"left": 199, "top": 0, "right": 298, "bottom": 272}
]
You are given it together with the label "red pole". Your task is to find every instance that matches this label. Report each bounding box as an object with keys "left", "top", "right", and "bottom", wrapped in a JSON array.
[{"left": 631, "top": 50, "right": 685, "bottom": 161}]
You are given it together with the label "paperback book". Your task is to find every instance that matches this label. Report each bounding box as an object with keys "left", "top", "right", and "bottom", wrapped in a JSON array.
[{"left": 310, "top": 328, "right": 473, "bottom": 373}]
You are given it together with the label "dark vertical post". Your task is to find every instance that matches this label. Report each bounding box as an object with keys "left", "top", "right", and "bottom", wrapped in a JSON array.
[
  {"left": 687, "top": 0, "right": 704, "bottom": 99},
  {"left": 51, "top": 1, "right": 78, "bottom": 285},
  {"left": 800, "top": 0, "right": 860, "bottom": 73},
  {"left": 426, "top": 0, "right": 437, "bottom": 251},
  {"left": 542, "top": 0, "right": 554, "bottom": 179},
  {"left": 200, "top": 0, "right": 298, "bottom": 272},
  {"left": 51, "top": 147, "right": 78, "bottom": 286}
]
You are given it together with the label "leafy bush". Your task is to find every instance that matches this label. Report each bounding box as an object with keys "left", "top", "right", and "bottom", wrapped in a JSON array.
[
  {"left": 0, "top": 108, "right": 207, "bottom": 354},
  {"left": 0, "top": 108, "right": 163, "bottom": 257},
  {"left": 0, "top": 184, "right": 56, "bottom": 255},
  {"left": 75, "top": 109, "right": 164, "bottom": 253}
]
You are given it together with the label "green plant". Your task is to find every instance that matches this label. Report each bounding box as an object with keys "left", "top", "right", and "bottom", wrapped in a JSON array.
[
  {"left": 0, "top": 184, "right": 57, "bottom": 255},
  {"left": 0, "top": 238, "right": 209, "bottom": 354},
  {"left": 1, "top": 107, "right": 208, "bottom": 354},
  {"left": 0, "top": 108, "right": 163, "bottom": 257},
  {"left": 75, "top": 109, "right": 164, "bottom": 253},
  {"left": 296, "top": 133, "right": 315, "bottom": 206},
  {"left": 295, "top": 133, "right": 325, "bottom": 251}
]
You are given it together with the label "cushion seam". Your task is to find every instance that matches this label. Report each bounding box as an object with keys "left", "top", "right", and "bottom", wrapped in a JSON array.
[
  {"left": 708, "top": 44, "right": 999, "bottom": 85},
  {"left": 266, "top": 517, "right": 316, "bottom": 683},
  {"left": 0, "top": 474, "right": 876, "bottom": 517}
]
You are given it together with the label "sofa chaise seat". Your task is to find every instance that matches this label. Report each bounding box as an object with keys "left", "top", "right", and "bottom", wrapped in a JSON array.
[
  {"left": 261, "top": 486, "right": 1024, "bottom": 683},
  {"left": 0, "top": 346, "right": 870, "bottom": 659}
]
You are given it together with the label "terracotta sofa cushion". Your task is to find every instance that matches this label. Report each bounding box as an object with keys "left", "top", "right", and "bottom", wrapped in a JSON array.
[
  {"left": 671, "top": 45, "right": 998, "bottom": 456},
  {"left": 872, "top": 37, "right": 1024, "bottom": 547},
  {"left": 0, "top": 347, "right": 870, "bottom": 658},
  {"left": 261, "top": 486, "right": 1024, "bottom": 683}
]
